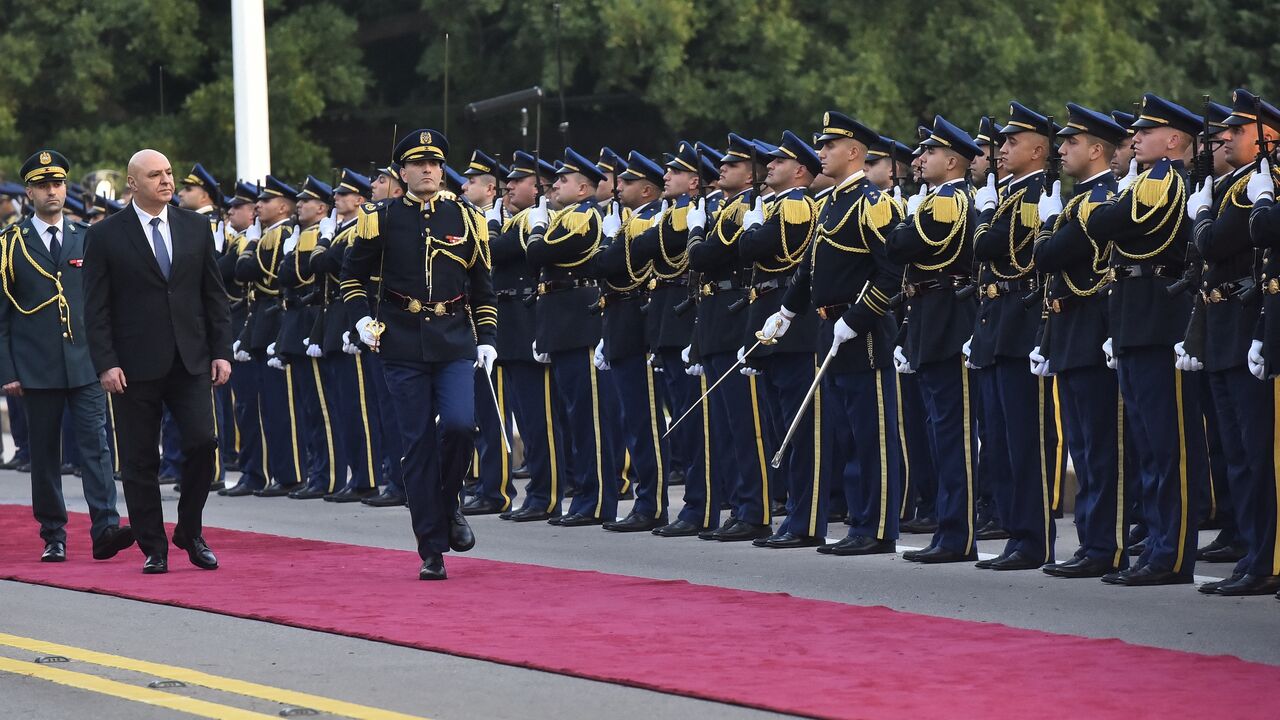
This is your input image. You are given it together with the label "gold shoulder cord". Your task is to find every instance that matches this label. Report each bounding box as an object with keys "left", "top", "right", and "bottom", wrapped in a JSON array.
[
  {"left": 912, "top": 190, "right": 969, "bottom": 271},
  {"left": 551, "top": 208, "right": 602, "bottom": 270},
  {"left": 753, "top": 196, "right": 816, "bottom": 273},
  {"left": 1118, "top": 170, "right": 1185, "bottom": 260},
  {"left": 616, "top": 214, "right": 655, "bottom": 291},
  {"left": 1052, "top": 193, "right": 1111, "bottom": 296},
  {"left": 0, "top": 226, "right": 73, "bottom": 340}
]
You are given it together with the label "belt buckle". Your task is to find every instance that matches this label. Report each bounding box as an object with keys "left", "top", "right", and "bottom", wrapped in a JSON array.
[
  {"left": 905, "top": 284, "right": 917, "bottom": 298},
  {"left": 748, "top": 288, "right": 758, "bottom": 302},
  {"left": 1051, "top": 298, "right": 1062, "bottom": 314},
  {"left": 817, "top": 307, "right": 829, "bottom": 320},
  {"left": 1209, "top": 288, "right": 1224, "bottom": 303},
  {"left": 647, "top": 278, "right": 658, "bottom": 290},
  {"left": 433, "top": 302, "right": 447, "bottom": 316},
  {"left": 537, "top": 282, "right": 548, "bottom": 295},
  {"left": 1269, "top": 278, "right": 1280, "bottom": 294},
  {"left": 985, "top": 284, "right": 998, "bottom": 299},
  {"left": 406, "top": 298, "right": 423, "bottom": 313},
  {"left": 701, "top": 283, "right": 713, "bottom": 297}
]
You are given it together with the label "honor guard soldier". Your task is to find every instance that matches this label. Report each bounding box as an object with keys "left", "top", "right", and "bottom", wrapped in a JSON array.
[
  {"left": 682, "top": 134, "right": 775, "bottom": 537},
  {"left": 219, "top": 182, "right": 269, "bottom": 495},
  {"left": 970, "top": 102, "right": 1060, "bottom": 570},
  {"left": 525, "top": 147, "right": 615, "bottom": 527},
  {"left": 0, "top": 150, "right": 134, "bottom": 563},
  {"left": 595, "top": 147, "right": 626, "bottom": 206},
  {"left": 589, "top": 150, "right": 672, "bottom": 532},
  {"left": 1110, "top": 111, "right": 1138, "bottom": 179},
  {"left": 236, "top": 176, "right": 306, "bottom": 496},
  {"left": 276, "top": 176, "right": 339, "bottom": 500},
  {"left": 1085, "top": 93, "right": 1208, "bottom": 586},
  {"left": 1190, "top": 89, "right": 1280, "bottom": 596},
  {"left": 1035, "top": 104, "right": 1131, "bottom": 578},
  {"left": 313, "top": 169, "right": 382, "bottom": 503},
  {"left": 886, "top": 115, "right": 981, "bottom": 563},
  {"left": 343, "top": 128, "right": 493, "bottom": 580},
  {"left": 478, "top": 151, "right": 565, "bottom": 522}
]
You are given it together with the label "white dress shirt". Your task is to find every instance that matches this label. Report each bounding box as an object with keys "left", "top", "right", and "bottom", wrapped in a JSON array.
[
  {"left": 29, "top": 214, "right": 64, "bottom": 254},
  {"left": 132, "top": 202, "right": 173, "bottom": 263}
]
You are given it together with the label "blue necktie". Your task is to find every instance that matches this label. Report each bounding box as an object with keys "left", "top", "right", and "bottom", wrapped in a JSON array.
[
  {"left": 150, "top": 217, "right": 171, "bottom": 279},
  {"left": 47, "top": 227, "right": 60, "bottom": 259}
]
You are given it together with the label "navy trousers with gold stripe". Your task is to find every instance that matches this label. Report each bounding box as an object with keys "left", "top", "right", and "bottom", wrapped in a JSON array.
[
  {"left": 474, "top": 366, "right": 514, "bottom": 510},
  {"left": 896, "top": 373, "right": 936, "bottom": 521},
  {"left": 552, "top": 349, "right": 617, "bottom": 521},
  {"left": 257, "top": 358, "right": 304, "bottom": 487},
  {"left": 759, "top": 352, "right": 826, "bottom": 540},
  {"left": 296, "top": 357, "right": 342, "bottom": 493},
  {"left": 228, "top": 360, "right": 267, "bottom": 490},
  {"left": 1208, "top": 369, "right": 1278, "bottom": 578},
  {"left": 1058, "top": 365, "right": 1130, "bottom": 569},
  {"left": 828, "top": 368, "right": 902, "bottom": 541},
  {"left": 328, "top": 353, "right": 377, "bottom": 492},
  {"left": 607, "top": 355, "right": 669, "bottom": 520},
  {"left": 364, "top": 353, "right": 404, "bottom": 494},
  {"left": 1118, "top": 346, "right": 1205, "bottom": 578},
  {"left": 915, "top": 356, "right": 977, "bottom": 555},
  {"left": 668, "top": 369, "right": 717, "bottom": 529},
  {"left": 703, "top": 351, "right": 772, "bottom": 526},
  {"left": 991, "top": 360, "right": 1057, "bottom": 563},
  {"left": 503, "top": 361, "right": 564, "bottom": 515},
  {"left": 974, "top": 367, "right": 1010, "bottom": 531}
]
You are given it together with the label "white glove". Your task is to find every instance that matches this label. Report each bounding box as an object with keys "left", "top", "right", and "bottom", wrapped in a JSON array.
[
  {"left": 266, "top": 341, "right": 276, "bottom": 357},
  {"left": 1103, "top": 337, "right": 1117, "bottom": 370},
  {"left": 962, "top": 336, "right": 976, "bottom": 370},
  {"left": 1186, "top": 178, "right": 1213, "bottom": 220},
  {"left": 283, "top": 226, "right": 299, "bottom": 254},
  {"left": 593, "top": 339, "right": 610, "bottom": 371},
  {"left": 832, "top": 317, "right": 857, "bottom": 346},
  {"left": 1247, "top": 159, "right": 1274, "bottom": 203},
  {"left": 686, "top": 363, "right": 704, "bottom": 377},
  {"left": 892, "top": 186, "right": 903, "bottom": 204},
  {"left": 245, "top": 219, "right": 261, "bottom": 242},
  {"left": 685, "top": 198, "right": 707, "bottom": 233},
  {"left": 213, "top": 221, "right": 226, "bottom": 252},
  {"left": 742, "top": 197, "right": 764, "bottom": 231},
  {"left": 356, "top": 315, "right": 380, "bottom": 350},
  {"left": 484, "top": 202, "right": 503, "bottom": 226},
  {"left": 532, "top": 340, "right": 550, "bottom": 364},
  {"left": 681, "top": 344, "right": 693, "bottom": 365},
  {"left": 527, "top": 196, "right": 550, "bottom": 230},
  {"left": 1248, "top": 339, "right": 1266, "bottom": 379},
  {"left": 341, "top": 331, "right": 358, "bottom": 355},
  {"left": 306, "top": 343, "right": 323, "bottom": 358},
  {"left": 267, "top": 357, "right": 284, "bottom": 370},
  {"left": 318, "top": 212, "right": 336, "bottom": 239},
  {"left": 893, "top": 345, "right": 914, "bottom": 374},
  {"left": 1038, "top": 180, "right": 1063, "bottom": 222},
  {"left": 975, "top": 173, "right": 999, "bottom": 212},
  {"left": 1117, "top": 159, "right": 1139, "bottom": 194},
  {"left": 601, "top": 203, "right": 622, "bottom": 238},
  {"left": 232, "top": 340, "right": 250, "bottom": 363},
  {"left": 1029, "top": 345, "right": 1050, "bottom": 377},
  {"left": 759, "top": 307, "right": 795, "bottom": 341},
  {"left": 737, "top": 345, "right": 761, "bottom": 376},
  {"left": 476, "top": 344, "right": 497, "bottom": 373},
  {"left": 906, "top": 185, "right": 927, "bottom": 217},
  {"left": 655, "top": 199, "right": 670, "bottom": 225}
]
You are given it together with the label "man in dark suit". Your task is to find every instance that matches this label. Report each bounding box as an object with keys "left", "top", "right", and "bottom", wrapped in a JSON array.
[
  {"left": 0, "top": 149, "right": 134, "bottom": 563},
  {"left": 83, "top": 148, "right": 233, "bottom": 575}
]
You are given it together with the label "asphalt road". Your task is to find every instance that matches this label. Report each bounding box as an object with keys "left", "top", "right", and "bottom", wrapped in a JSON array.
[{"left": 1, "top": 470, "right": 1277, "bottom": 720}]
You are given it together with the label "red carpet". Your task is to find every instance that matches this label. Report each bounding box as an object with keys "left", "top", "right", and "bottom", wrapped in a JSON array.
[{"left": 1, "top": 504, "right": 1275, "bottom": 719}]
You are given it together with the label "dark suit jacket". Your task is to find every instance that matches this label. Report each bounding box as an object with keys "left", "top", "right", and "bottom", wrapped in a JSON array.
[
  {"left": 83, "top": 204, "right": 233, "bottom": 382},
  {"left": 0, "top": 218, "right": 98, "bottom": 388}
]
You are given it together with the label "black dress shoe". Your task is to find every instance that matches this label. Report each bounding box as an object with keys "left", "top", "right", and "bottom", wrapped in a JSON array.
[
  {"left": 715, "top": 521, "right": 773, "bottom": 542},
  {"left": 254, "top": 480, "right": 301, "bottom": 497},
  {"left": 1196, "top": 533, "right": 1234, "bottom": 558},
  {"left": 449, "top": 511, "right": 475, "bottom": 552},
  {"left": 512, "top": 463, "right": 531, "bottom": 480},
  {"left": 989, "top": 550, "right": 1044, "bottom": 571},
  {"left": 1101, "top": 568, "right": 1135, "bottom": 585},
  {"left": 221, "top": 482, "right": 261, "bottom": 497},
  {"left": 209, "top": 480, "right": 226, "bottom": 493},
  {"left": 557, "top": 513, "right": 603, "bottom": 527},
  {"left": 15, "top": 462, "right": 31, "bottom": 473},
  {"left": 41, "top": 541, "right": 66, "bottom": 562},
  {"left": 461, "top": 495, "right": 504, "bottom": 516},
  {"left": 667, "top": 469, "right": 685, "bottom": 486},
  {"left": 142, "top": 555, "right": 168, "bottom": 574},
  {"left": 653, "top": 519, "right": 703, "bottom": 537},
  {"left": 1216, "top": 573, "right": 1280, "bottom": 596},
  {"left": 1199, "top": 572, "right": 1246, "bottom": 594},
  {"left": 92, "top": 526, "right": 135, "bottom": 560},
  {"left": 419, "top": 553, "right": 447, "bottom": 580},
  {"left": 0, "top": 455, "right": 17, "bottom": 470},
  {"left": 508, "top": 506, "right": 553, "bottom": 522},
  {"left": 1119, "top": 566, "right": 1192, "bottom": 586},
  {"left": 975, "top": 550, "right": 1013, "bottom": 569},
  {"left": 820, "top": 535, "right": 896, "bottom": 556},
  {"left": 827, "top": 509, "right": 848, "bottom": 523},
  {"left": 1127, "top": 539, "right": 1147, "bottom": 557},
  {"left": 618, "top": 486, "right": 636, "bottom": 501},
  {"left": 172, "top": 530, "right": 218, "bottom": 570},
  {"left": 769, "top": 500, "right": 788, "bottom": 517},
  {"left": 975, "top": 520, "right": 1010, "bottom": 541},
  {"left": 362, "top": 488, "right": 407, "bottom": 507},
  {"left": 324, "top": 486, "right": 379, "bottom": 503},
  {"left": 758, "top": 532, "right": 824, "bottom": 549},
  {"left": 900, "top": 516, "right": 939, "bottom": 534},
  {"left": 1046, "top": 556, "right": 1117, "bottom": 579},
  {"left": 905, "top": 546, "right": 977, "bottom": 563},
  {"left": 288, "top": 485, "right": 329, "bottom": 500},
  {"left": 1200, "top": 543, "right": 1249, "bottom": 564},
  {"left": 564, "top": 486, "right": 580, "bottom": 498},
  {"left": 603, "top": 512, "right": 665, "bottom": 532}
]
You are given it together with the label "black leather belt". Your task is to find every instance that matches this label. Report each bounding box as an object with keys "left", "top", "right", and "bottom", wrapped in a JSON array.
[
  {"left": 817, "top": 302, "right": 850, "bottom": 320},
  {"left": 1112, "top": 264, "right": 1179, "bottom": 280},
  {"left": 905, "top": 275, "right": 971, "bottom": 297},
  {"left": 981, "top": 278, "right": 1037, "bottom": 299},
  {"left": 699, "top": 279, "right": 741, "bottom": 297},
  {"left": 646, "top": 278, "right": 687, "bottom": 290},
  {"left": 384, "top": 289, "right": 464, "bottom": 316},
  {"left": 748, "top": 277, "right": 789, "bottom": 302},
  {"left": 1202, "top": 277, "right": 1254, "bottom": 303},
  {"left": 537, "top": 278, "right": 596, "bottom": 295},
  {"left": 496, "top": 286, "right": 537, "bottom": 298}
]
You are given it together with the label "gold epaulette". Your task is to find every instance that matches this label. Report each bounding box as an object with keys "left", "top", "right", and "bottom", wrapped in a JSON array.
[
  {"left": 670, "top": 204, "right": 690, "bottom": 232},
  {"left": 626, "top": 214, "right": 657, "bottom": 239},
  {"left": 1131, "top": 169, "right": 1172, "bottom": 208},
  {"left": 928, "top": 191, "right": 964, "bottom": 223},
  {"left": 355, "top": 202, "right": 380, "bottom": 240},
  {"left": 1019, "top": 200, "right": 1039, "bottom": 228},
  {"left": 297, "top": 226, "right": 319, "bottom": 253},
  {"left": 551, "top": 208, "right": 593, "bottom": 239},
  {"left": 860, "top": 192, "right": 894, "bottom": 229},
  {"left": 778, "top": 197, "right": 813, "bottom": 225},
  {"left": 718, "top": 197, "right": 748, "bottom": 226}
]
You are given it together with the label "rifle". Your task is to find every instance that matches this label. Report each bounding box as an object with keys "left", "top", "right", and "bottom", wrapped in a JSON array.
[
  {"left": 1167, "top": 96, "right": 1213, "bottom": 297},
  {"left": 956, "top": 115, "right": 1000, "bottom": 301},
  {"left": 1024, "top": 115, "right": 1059, "bottom": 308},
  {"left": 673, "top": 144, "right": 709, "bottom": 318},
  {"left": 1241, "top": 93, "right": 1273, "bottom": 305}
]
